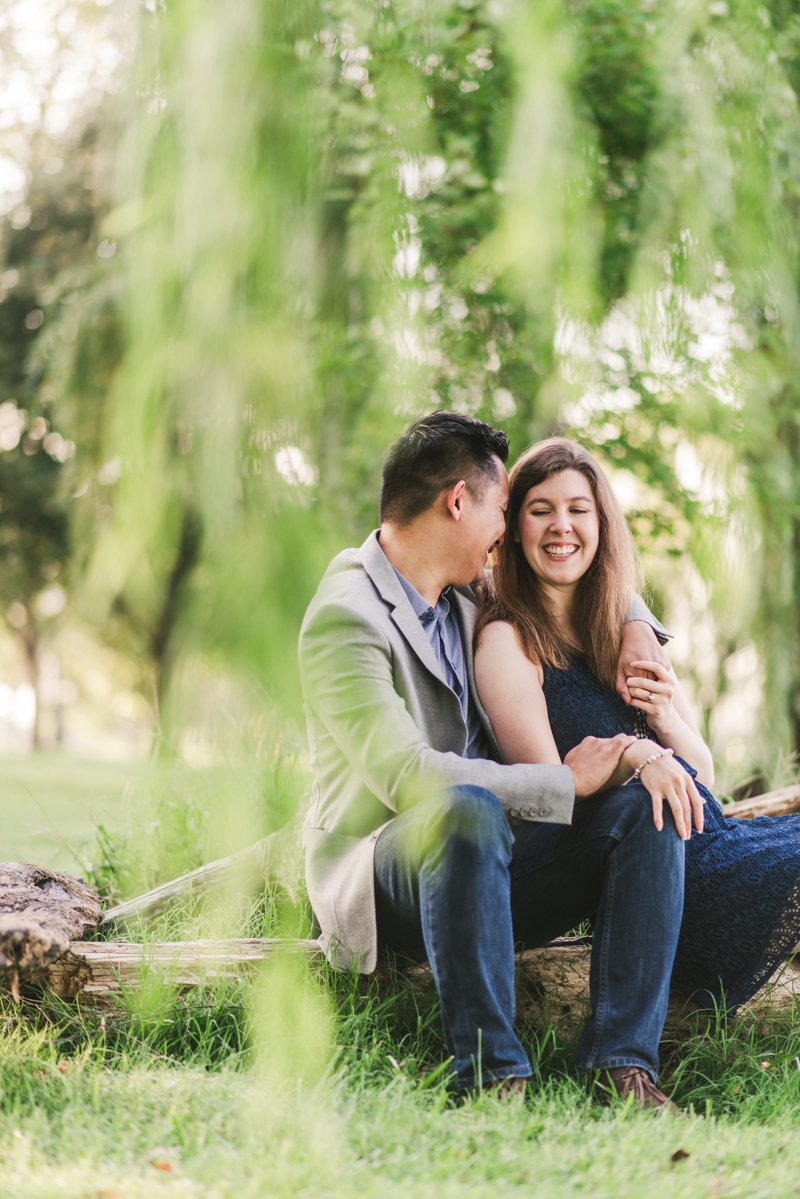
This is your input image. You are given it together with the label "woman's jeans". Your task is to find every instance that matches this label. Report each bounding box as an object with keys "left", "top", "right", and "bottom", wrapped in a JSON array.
[{"left": 374, "top": 783, "right": 685, "bottom": 1091}]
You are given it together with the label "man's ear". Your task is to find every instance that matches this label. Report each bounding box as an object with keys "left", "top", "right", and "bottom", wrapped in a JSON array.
[{"left": 446, "top": 479, "right": 467, "bottom": 522}]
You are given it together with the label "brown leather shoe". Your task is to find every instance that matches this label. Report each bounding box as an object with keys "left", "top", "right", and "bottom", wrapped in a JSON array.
[
  {"left": 597, "top": 1067, "right": 680, "bottom": 1114},
  {"left": 493, "top": 1076, "right": 526, "bottom": 1101},
  {"left": 468, "top": 1076, "right": 526, "bottom": 1102}
]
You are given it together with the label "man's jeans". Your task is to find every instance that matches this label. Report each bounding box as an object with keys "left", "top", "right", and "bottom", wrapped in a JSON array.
[{"left": 374, "top": 784, "right": 685, "bottom": 1091}]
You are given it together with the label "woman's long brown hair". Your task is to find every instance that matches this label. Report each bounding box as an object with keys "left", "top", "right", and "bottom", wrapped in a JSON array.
[{"left": 476, "top": 438, "right": 641, "bottom": 691}]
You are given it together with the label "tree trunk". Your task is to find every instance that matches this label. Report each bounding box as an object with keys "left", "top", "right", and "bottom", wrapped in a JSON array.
[
  {"left": 151, "top": 508, "right": 202, "bottom": 713},
  {"left": 18, "top": 615, "right": 39, "bottom": 750}
]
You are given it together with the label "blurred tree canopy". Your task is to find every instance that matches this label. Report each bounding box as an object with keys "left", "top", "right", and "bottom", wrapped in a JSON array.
[
  {"left": 0, "top": 121, "right": 112, "bottom": 742},
  {"left": 6, "top": 0, "right": 800, "bottom": 781}
]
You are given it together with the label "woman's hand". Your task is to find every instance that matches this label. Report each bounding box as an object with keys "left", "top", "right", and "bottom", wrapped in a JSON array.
[
  {"left": 629, "top": 749, "right": 705, "bottom": 840},
  {"left": 616, "top": 623, "right": 670, "bottom": 703},
  {"left": 626, "top": 660, "right": 677, "bottom": 737}
]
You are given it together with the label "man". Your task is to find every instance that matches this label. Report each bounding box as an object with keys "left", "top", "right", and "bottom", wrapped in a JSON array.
[{"left": 299, "top": 412, "right": 702, "bottom": 1106}]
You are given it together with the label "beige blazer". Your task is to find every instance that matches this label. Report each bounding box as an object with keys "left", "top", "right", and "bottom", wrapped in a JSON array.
[{"left": 299, "top": 530, "right": 665, "bottom": 972}]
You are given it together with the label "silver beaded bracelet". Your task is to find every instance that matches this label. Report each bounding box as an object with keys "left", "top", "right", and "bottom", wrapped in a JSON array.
[{"left": 631, "top": 746, "right": 673, "bottom": 781}]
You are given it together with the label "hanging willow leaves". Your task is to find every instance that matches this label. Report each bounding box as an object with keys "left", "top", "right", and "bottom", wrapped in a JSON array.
[{"left": 44, "top": 0, "right": 800, "bottom": 782}]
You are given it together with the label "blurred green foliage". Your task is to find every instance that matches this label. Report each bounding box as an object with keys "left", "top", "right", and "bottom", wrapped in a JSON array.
[
  {"left": 0, "top": 124, "right": 111, "bottom": 738},
  {"left": 5, "top": 0, "right": 800, "bottom": 781}
]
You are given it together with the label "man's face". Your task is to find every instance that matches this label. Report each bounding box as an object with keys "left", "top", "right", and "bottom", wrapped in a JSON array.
[{"left": 457, "top": 460, "right": 509, "bottom": 585}]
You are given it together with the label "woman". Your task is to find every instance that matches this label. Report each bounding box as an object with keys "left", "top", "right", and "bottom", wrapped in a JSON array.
[{"left": 475, "top": 437, "right": 800, "bottom": 1013}]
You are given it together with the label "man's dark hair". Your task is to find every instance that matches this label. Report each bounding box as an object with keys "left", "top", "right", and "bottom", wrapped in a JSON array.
[{"left": 380, "top": 411, "right": 509, "bottom": 526}]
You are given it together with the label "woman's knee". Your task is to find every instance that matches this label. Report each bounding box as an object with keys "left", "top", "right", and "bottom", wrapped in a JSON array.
[{"left": 602, "top": 782, "right": 681, "bottom": 842}]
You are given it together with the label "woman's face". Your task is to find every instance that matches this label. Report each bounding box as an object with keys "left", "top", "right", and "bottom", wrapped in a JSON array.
[{"left": 517, "top": 469, "right": 600, "bottom": 590}]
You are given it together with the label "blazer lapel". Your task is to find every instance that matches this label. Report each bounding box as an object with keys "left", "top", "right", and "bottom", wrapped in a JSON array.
[
  {"left": 359, "top": 531, "right": 448, "bottom": 687},
  {"left": 452, "top": 586, "right": 504, "bottom": 759}
]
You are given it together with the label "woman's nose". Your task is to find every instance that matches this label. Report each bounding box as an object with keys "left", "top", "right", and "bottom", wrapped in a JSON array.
[{"left": 549, "top": 512, "right": 572, "bottom": 534}]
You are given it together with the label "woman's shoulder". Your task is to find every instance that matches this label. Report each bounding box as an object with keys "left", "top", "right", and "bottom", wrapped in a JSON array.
[
  {"left": 475, "top": 614, "right": 542, "bottom": 668},
  {"left": 476, "top": 616, "right": 519, "bottom": 642}
]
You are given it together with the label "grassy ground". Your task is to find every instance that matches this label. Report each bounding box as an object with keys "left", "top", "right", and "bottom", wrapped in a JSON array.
[
  {"left": 5, "top": 985, "right": 800, "bottom": 1199},
  {"left": 0, "top": 755, "right": 145, "bottom": 873},
  {"left": 5, "top": 755, "right": 800, "bottom": 1198}
]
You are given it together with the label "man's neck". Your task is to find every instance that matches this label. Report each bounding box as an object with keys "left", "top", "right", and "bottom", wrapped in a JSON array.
[{"left": 378, "top": 522, "right": 451, "bottom": 608}]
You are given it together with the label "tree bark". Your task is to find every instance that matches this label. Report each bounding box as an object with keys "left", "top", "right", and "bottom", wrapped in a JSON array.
[
  {"left": 0, "top": 863, "right": 102, "bottom": 1000},
  {"left": 724, "top": 785, "right": 800, "bottom": 819}
]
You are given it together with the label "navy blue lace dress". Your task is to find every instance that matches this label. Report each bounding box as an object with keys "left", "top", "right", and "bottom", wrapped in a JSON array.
[{"left": 543, "top": 657, "right": 800, "bottom": 1013}]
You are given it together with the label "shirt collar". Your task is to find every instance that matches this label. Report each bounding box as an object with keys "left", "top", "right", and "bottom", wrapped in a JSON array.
[{"left": 389, "top": 564, "right": 451, "bottom": 623}]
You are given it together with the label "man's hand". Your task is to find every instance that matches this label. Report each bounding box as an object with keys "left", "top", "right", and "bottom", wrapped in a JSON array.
[
  {"left": 616, "top": 621, "right": 670, "bottom": 703},
  {"left": 565, "top": 734, "right": 637, "bottom": 799}
]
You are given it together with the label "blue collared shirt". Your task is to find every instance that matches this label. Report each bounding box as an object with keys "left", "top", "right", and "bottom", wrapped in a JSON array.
[{"left": 390, "top": 565, "right": 489, "bottom": 760}]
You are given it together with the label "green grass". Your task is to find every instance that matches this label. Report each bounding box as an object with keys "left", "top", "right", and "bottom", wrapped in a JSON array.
[
  {"left": 0, "top": 748, "right": 301, "bottom": 899},
  {"left": 0, "top": 755, "right": 145, "bottom": 873},
  {"left": 6, "top": 755, "right": 800, "bottom": 1197},
  {"left": 5, "top": 987, "right": 800, "bottom": 1198}
]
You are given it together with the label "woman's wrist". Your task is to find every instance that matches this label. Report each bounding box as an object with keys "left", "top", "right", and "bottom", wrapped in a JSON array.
[
  {"left": 646, "top": 711, "right": 678, "bottom": 741},
  {"left": 632, "top": 747, "right": 673, "bottom": 781},
  {"left": 622, "top": 740, "right": 660, "bottom": 772}
]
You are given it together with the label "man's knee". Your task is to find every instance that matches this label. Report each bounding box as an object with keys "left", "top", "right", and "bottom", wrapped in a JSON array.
[{"left": 432, "top": 784, "right": 512, "bottom": 849}]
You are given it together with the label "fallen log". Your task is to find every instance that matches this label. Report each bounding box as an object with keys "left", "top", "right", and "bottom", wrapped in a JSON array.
[
  {"left": 5, "top": 780, "right": 800, "bottom": 1020},
  {"left": 0, "top": 864, "right": 102, "bottom": 1001},
  {"left": 102, "top": 784, "right": 800, "bottom": 927},
  {"left": 725, "top": 784, "right": 800, "bottom": 820},
  {"left": 12, "top": 935, "right": 800, "bottom": 1040},
  {"left": 101, "top": 819, "right": 302, "bottom": 927},
  {"left": 21, "top": 937, "right": 322, "bottom": 1004}
]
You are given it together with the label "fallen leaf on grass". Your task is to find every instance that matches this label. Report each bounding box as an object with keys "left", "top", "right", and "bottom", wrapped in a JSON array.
[
  {"left": 147, "top": 1145, "right": 181, "bottom": 1172},
  {"left": 57, "top": 1061, "right": 70, "bottom": 1074},
  {"left": 759, "top": 1062, "right": 771, "bottom": 1070},
  {"left": 731, "top": 1085, "right": 741, "bottom": 1094},
  {"left": 671, "top": 1149, "right": 690, "bottom": 1163}
]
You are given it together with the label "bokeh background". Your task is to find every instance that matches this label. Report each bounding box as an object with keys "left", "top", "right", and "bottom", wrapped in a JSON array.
[{"left": 2, "top": 0, "right": 800, "bottom": 888}]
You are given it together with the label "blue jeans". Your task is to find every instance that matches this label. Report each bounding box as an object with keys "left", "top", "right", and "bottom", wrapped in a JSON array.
[{"left": 374, "top": 783, "right": 685, "bottom": 1091}]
